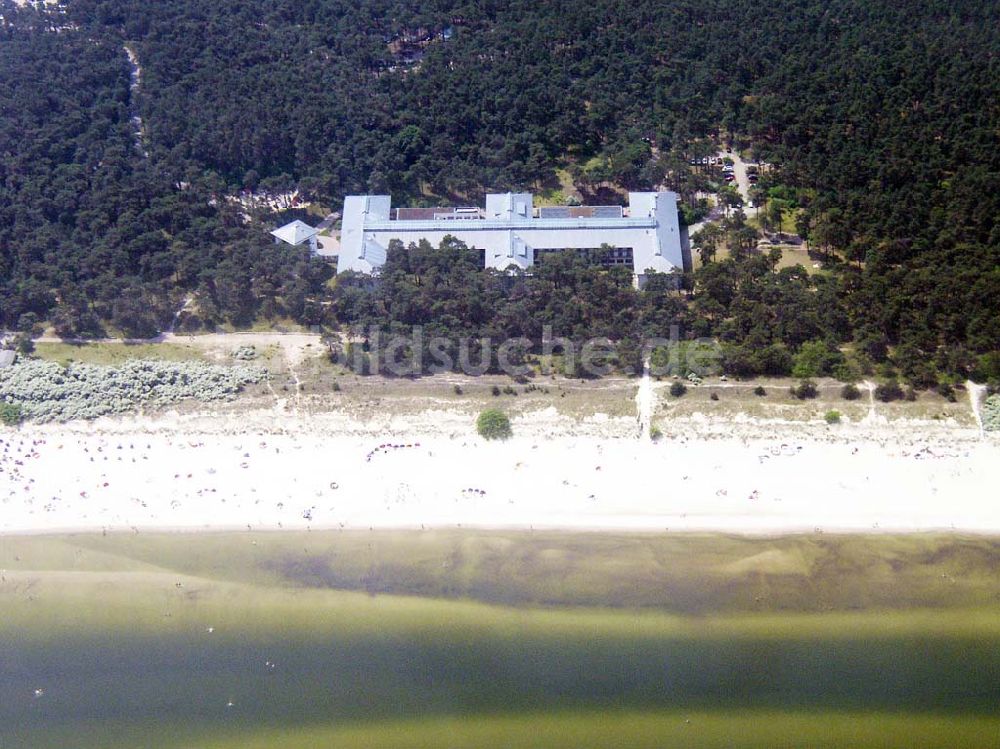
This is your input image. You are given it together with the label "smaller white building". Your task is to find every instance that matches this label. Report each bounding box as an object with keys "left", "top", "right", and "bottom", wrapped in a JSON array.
[{"left": 270, "top": 220, "right": 318, "bottom": 253}]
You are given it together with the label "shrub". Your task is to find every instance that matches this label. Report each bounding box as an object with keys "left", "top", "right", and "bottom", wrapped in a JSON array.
[
  {"left": 232, "top": 345, "right": 257, "bottom": 360},
  {"left": 832, "top": 361, "right": 861, "bottom": 383},
  {"left": 491, "top": 385, "right": 501, "bottom": 396},
  {"left": 649, "top": 425, "right": 663, "bottom": 441},
  {"left": 453, "top": 384, "right": 463, "bottom": 395},
  {"left": 332, "top": 381, "right": 342, "bottom": 392},
  {"left": 876, "top": 362, "right": 898, "bottom": 379},
  {"left": 477, "top": 409, "right": 512, "bottom": 440},
  {"left": 936, "top": 382, "right": 956, "bottom": 402},
  {"left": 973, "top": 352, "right": 1000, "bottom": 383},
  {"left": 710, "top": 392, "right": 719, "bottom": 401},
  {"left": 0, "top": 402, "right": 23, "bottom": 426},
  {"left": 874, "top": 379, "right": 904, "bottom": 402},
  {"left": 13, "top": 334, "right": 34, "bottom": 355},
  {"left": 792, "top": 340, "right": 845, "bottom": 378},
  {"left": 753, "top": 385, "right": 767, "bottom": 396},
  {"left": 983, "top": 394, "right": 1000, "bottom": 432},
  {"left": 904, "top": 386, "right": 917, "bottom": 402},
  {"left": 669, "top": 381, "right": 687, "bottom": 398},
  {"left": 790, "top": 379, "right": 818, "bottom": 400},
  {"left": 502, "top": 385, "right": 518, "bottom": 396},
  {"left": 841, "top": 383, "right": 862, "bottom": 400},
  {"left": 824, "top": 410, "right": 841, "bottom": 424}
]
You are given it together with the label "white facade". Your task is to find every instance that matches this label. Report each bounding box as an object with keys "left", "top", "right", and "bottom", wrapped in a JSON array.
[{"left": 330, "top": 192, "right": 684, "bottom": 281}]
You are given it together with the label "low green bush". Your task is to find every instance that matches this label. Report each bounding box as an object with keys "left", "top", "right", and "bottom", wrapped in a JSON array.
[
  {"left": 936, "top": 382, "right": 956, "bottom": 402},
  {"left": 0, "top": 402, "right": 23, "bottom": 426},
  {"left": 874, "top": 379, "right": 904, "bottom": 402},
  {"left": 841, "top": 383, "right": 861, "bottom": 400},
  {"left": 824, "top": 410, "right": 841, "bottom": 424},
  {"left": 669, "top": 381, "right": 687, "bottom": 398},
  {"left": 790, "top": 379, "right": 818, "bottom": 400},
  {"left": 477, "top": 409, "right": 512, "bottom": 440}
]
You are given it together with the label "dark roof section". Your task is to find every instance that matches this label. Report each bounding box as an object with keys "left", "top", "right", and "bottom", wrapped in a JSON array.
[
  {"left": 395, "top": 207, "right": 483, "bottom": 221},
  {"left": 539, "top": 205, "right": 623, "bottom": 219}
]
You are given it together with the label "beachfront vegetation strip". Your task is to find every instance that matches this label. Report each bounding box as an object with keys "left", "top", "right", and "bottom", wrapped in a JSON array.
[
  {"left": 0, "top": 1, "right": 997, "bottom": 388},
  {"left": 0, "top": 360, "right": 264, "bottom": 422}
]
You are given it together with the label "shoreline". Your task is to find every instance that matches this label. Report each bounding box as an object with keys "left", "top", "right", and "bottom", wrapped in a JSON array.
[
  {"left": 6, "top": 522, "right": 1000, "bottom": 539},
  {"left": 2, "top": 405, "right": 998, "bottom": 538}
]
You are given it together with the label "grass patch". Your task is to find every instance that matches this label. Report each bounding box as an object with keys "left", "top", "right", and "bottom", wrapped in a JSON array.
[{"left": 34, "top": 341, "right": 205, "bottom": 366}]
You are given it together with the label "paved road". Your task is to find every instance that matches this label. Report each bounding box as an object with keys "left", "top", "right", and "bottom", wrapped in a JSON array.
[
  {"left": 316, "top": 213, "right": 339, "bottom": 232},
  {"left": 315, "top": 233, "right": 340, "bottom": 256},
  {"left": 687, "top": 152, "right": 755, "bottom": 243},
  {"left": 720, "top": 150, "right": 752, "bottom": 204}
]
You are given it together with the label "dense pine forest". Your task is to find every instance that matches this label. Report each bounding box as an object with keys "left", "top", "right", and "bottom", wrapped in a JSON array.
[{"left": 1, "top": 0, "right": 998, "bottom": 383}]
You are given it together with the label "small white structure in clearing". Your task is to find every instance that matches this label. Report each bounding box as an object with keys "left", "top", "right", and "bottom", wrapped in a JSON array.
[{"left": 270, "top": 220, "right": 318, "bottom": 253}]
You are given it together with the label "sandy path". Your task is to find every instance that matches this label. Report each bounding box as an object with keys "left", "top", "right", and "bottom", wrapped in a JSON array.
[
  {"left": 967, "top": 380, "right": 986, "bottom": 438},
  {"left": 634, "top": 359, "right": 655, "bottom": 438},
  {"left": 123, "top": 44, "right": 149, "bottom": 159}
]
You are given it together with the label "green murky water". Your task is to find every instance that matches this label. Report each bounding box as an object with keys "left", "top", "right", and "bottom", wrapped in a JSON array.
[{"left": 3, "top": 532, "right": 1000, "bottom": 748}]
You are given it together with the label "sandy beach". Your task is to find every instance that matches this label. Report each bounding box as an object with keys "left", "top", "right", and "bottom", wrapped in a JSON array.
[{"left": 2, "top": 405, "right": 997, "bottom": 536}]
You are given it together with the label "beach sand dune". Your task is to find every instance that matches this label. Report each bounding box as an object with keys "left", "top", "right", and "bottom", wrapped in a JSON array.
[{"left": 1, "top": 408, "right": 997, "bottom": 536}]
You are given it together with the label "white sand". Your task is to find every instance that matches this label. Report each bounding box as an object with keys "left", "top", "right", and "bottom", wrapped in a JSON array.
[{"left": 2, "top": 406, "right": 998, "bottom": 536}]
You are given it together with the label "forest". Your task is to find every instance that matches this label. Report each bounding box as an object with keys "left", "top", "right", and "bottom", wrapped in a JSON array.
[{"left": 0, "top": 0, "right": 998, "bottom": 384}]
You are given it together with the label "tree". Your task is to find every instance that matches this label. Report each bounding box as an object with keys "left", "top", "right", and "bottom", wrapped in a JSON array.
[
  {"left": 766, "top": 200, "right": 785, "bottom": 234},
  {"left": 718, "top": 185, "right": 744, "bottom": 216},
  {"left": 808, "top": 209, "right": 851, "bottom": 260},
  {"left": 792, "top": 340, "right": 845, "bottom": 378},
  {"left": 692, "top": 224, "right": 724, "bottom": 265}
]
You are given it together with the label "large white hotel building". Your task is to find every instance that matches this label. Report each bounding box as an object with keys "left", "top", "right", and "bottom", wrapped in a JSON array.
[{"left": 327, "top": 191, "right": 686, "bottom": 283}]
